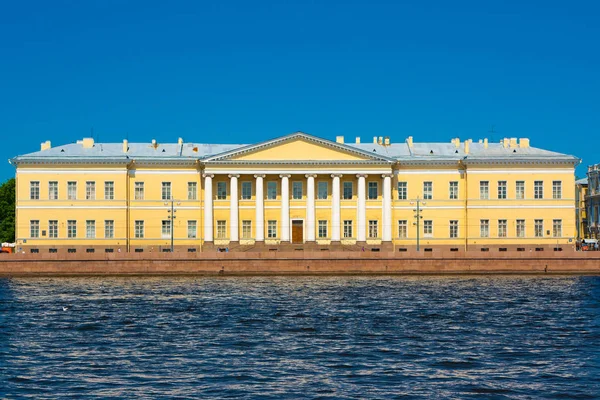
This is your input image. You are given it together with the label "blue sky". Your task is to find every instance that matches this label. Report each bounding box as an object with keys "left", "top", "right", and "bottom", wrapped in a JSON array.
[{"left": 1, "top": 0, "right": 598, "bottom": 179}]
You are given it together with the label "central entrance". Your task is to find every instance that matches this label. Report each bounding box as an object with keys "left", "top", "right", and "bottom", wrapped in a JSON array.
[{"left": 291, "top": 220, "right": 304, "bottom": 244}]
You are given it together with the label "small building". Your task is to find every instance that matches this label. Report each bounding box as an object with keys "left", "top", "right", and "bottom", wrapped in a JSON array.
[
  {"left": 575, "top": 177, "right": 588, "bottom": 240},
  {"left": 587, "top": 164, "right": 600, "bottom": 239}
]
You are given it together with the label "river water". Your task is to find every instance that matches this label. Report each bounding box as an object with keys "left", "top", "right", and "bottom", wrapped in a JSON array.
[{"left": 1, "top": 276, "right": 599, "bottom": 399}]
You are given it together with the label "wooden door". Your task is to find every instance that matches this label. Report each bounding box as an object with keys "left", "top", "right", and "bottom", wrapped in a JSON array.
[{"left": 292, "top": 220, "right": 304, "bottom": 243}]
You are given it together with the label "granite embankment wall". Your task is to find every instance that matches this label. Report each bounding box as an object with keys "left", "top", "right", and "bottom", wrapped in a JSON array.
[{"left": 0, "top": 250, "right": 599, "bottom": 275}]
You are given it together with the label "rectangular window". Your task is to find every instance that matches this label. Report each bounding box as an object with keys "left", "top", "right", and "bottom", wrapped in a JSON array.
[
  {"left": 423, "top": 220, "right": 433, "bottom": 236},
  {"left": 318, "top": 220, "right": 328, "bottom": 238},
  {"left": 188, "top": 182, "right": 197, "bottom": 200},
  {"left": 30, "top": 220, "right": 39, "bottom": 238},
  {"left": 480, "top": 181, "right": 489, "bottom": 200},
  {"left": 86, "top": 181, "right": 95, "bottom": 200},
  {"left": 217, "top": 182, "right": 227, "bottom": 200},
  {"left": 241, "top": 182, "right": 252, "bottom": 200},
  {"left": 67, "top": 181, "right": 77, "bottom": 200},
  {"left": 241, "top": 220, "right": 251, "bottom": 239},
  {"left": 498, "top": 181, "right": 507, "bottom": 199},
  {"left": 104, "top": 181, "right": 114, "bottom": 200},
  {"left": 516, "top": 219, "right": 525, "bottom": 238},
  {"left": 423, "top": 181, "right": 432, "bottom": 200},
  {"left": 267, "top": 220, "right": 277, "bottom": 238},
  {"left": 104, "top": 220, "right": 114, "bottom": 239},
  {"left": 48, "top": 181, "right": 58, "bottom": 200},
  {"left": 267, "top": 182, "right": 277, "bottom": 200},
  {"left": 68, "top": 220, "right": 77, "bottom": 238},
  {"left": 516, "top": 181, "right": 525, "bottom": 200},
  {"left": 553, "top": 219, "right": 562, "bottom": 237},
  {"left": 368, "top": 220, "right": 378, "bottom": 238},
  {"left": 398, "top": 220, "right": 408, "bottom": 238},
  {"left": 188, "top": 220, "right": 197, "bottom": 239},
  {"left": 134, "top": 182, "right": 144, "bottom": 200},
  {"left": 449, "top": 181, "right": 458, "bottom": 200},
  {"left": 398, "top": 182, "right": 407, "bottom": 200},
  {"left": 534, "top": 219, "right": 544, "bottom": 238},
  {"left": 30, "top": 181, "right": 40, "bottom": 200},
  {"left": 162, "top": 182, "right": 172, "bottom": 200},
  {"left": 161, "top": 220, "right": 171, "bottom": 238},
  {"left": 317, "top": 182, "right": 328, "bottom": 200},
  {"left": 216, "top": 220, "right": 227, "bottom": 239},
  {"left": 449, "top": 220, "right": 458, "bottom": 238},
  {"left": 498, "top": 219, "right": 507, "bottom": 238},
  {"left": 480, "top": 219, "right": 489, "bottom": 238},
  {"left": 49, "top": 220, "right": 58, "bottom": 238},
  {"left": 343, "top": 182, "right": 353, "bottom": 200},
  {"left": 343, "top": 220, "right": 353, "bottom": 238},
  {"left": 368, "top": 182, "right": 378, "bottom": 200},
  {"left": 135, "top": 220, "right": 144, "bottom": 238},
  {"left": 86, "top": 220, "right": 96, "bottom": 239},
  {"left": 552, "top": 181, "right": 562, "bottom": 199},
  {"left": 534, "top": 181, "right": 544, "bottom": 199},
  {"left": 292, "top": 182, "right": 303, "bottom": 199}
]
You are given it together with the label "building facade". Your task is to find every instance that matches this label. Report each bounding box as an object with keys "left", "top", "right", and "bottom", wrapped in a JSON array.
[
  {"left": 575, "top": 177, "right": 588, "bottom": 239},
  {"left": 586, "top": 164, "right": 600, "bottom": 239},
  {"left": 10, "top": 132, "right": 579, "bottom": 253}
]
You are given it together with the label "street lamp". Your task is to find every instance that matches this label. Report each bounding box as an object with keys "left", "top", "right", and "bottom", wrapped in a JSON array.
[
  {"left": 165, "top": 200, "right": 177, "bottom": 252},
  {"left": 411, "top": 197, "right": 426, "bottom": 251}
]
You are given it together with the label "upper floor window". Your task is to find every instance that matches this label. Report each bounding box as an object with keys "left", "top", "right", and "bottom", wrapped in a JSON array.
[
  {"left": 67, "top": 182, "right": 77, "bottom": 200},
  {"left": 516, "top": 219, "right": 525, "bottom": 238},
  {"left": 480, "top": 219, "right": 489, "bottom": 238},
  {"left": 188, "top": 220, "right": 198, "bottom": 239},
  {"left": 498, "top": 219, "right": 507, "bottom": 237},
  {"left": 217, "top": 182, "right": 227, "bottom": 200},
  {"left": 368, "top": 220, "right": 378, "bottom": 238},
  {"left": 241, "top": 182, "right": 252, "bottom": 200},
  {"left": 479, "top": 181, "right": 489, "bottom": 200},
  {"left": 30, "top": 181, "right": 40, "bottom": 200},
  {"left": 86, "top": 181, "right": 96, "bottom": 200},
  {"left": 30, "top": 220, "right": 39, "bottom": 238},
  {"left": 241, "top": 220, "right": 251, "bottom": 239},
  {"left": 188, "top": 182, "right": 197, "bottom": 200},
  {"left": 318, "top": 220, "right": 328, "bottom": 238},
  {"left": 86, "top": 220, "right": 96, "bottom": 239},
  {"left": 317, "top": 182, "right": 328, "bottom": 200},
  {"left": 398, "top": 182, "right": 407, "bottom": 200},
  {"left": 343, "top": 182, "right": 353, "bottom": 200},
  {"left": 343, "top": 220, "right": 353, "bottom": 238},
  {"left": 292, "top": 182, "right": 303, "bottom": 200},
  {"left": 161, "top": 220, "right": 171, "bottom": 238},
  {"left": 104, "top": 181, "right": 114, "bottom": 200},
  {"left": 449, "top": 220, "right": 458, "bottom": 238},
  {"left": 516, "top": 181, "right": 525, "bottom": 200},
  {"left": 398, "top": 220, "right": 408, "bottom": 238},
  {"left": 449, "top": 181, "right": 458, "bottom": 200},
  {"left": 134, "top": 220, "right": 144, "bottom": 238},
  {"left": 534, "top": 181, "right": 544, "bottom": 199},
  {"left": 368, "top": 182, "right": 378, "bottom": 200},
  {"left": 423, "top": 220, "right": 433, "bottom": 236},
  {"left": 134, "top": 182, "right": 144, "bottom": 200},
  {"left": 552, "top": 181, "right": 562, "bottom": 199},
  {"left": 105, "top": 220, "right": 114, "bottom": 239},
  {"left": 49, "top": 220, "right": 58, "bottom": 238},
  {"left": 534, "top": 219, "right": 544, "bottom": 237},
  {"left": 498, "top": 181, "right": 507, "bottom": 199},
  {"left": 267, "top": 182, "right": 277, "bottom": 200},
  {"left": 161, "top": 182, "right": 171, "bottom": 200},
  {"left": 67, "top": 220, "right": 77, "bottom": 238},
  {"left": 48, "top": 181, "right": 58, "bottom": 200},
  {"left": 423, "top": 182, "right": 432, "bottom": 200},
  {"left": 553, "top": 219, "right": 562, "bottom": 237}
]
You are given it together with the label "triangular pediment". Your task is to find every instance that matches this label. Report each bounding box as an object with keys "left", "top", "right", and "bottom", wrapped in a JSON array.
[{"left": 204, "top": 132, "right": 393, "bottom": 163}]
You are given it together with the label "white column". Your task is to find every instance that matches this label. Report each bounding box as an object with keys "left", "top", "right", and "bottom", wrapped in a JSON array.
[
  {"left": 229, "top": 174, "right": 239, "bottom": 242},
  {"left": 331, "top": 174, "right": 342, "bottom": 241},
  {"left": 203, "top": 174, "right": 214, "bottom": 242},
  {"left": 255, "top": 175, "right": 265, "bottom": 241},
  {"left": 357, "top": 174, "right": 367, "bottom": 242},
  {"left": 382, "top": 174, "right": 392, "bottom": 242},
  {"left": 280, "top": 174, "right": 291, "bottom": 242},
  {"left": 306, "top": 174, "right": 316, "bottom": 242}
]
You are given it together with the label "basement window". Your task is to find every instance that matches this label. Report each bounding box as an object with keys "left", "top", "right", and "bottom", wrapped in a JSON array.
[
  {"left": 68, "top": 248, "right": 76, "bottom": 253},
  {"left": 517, "top": 248, "right": 525, "bottom": 252},
  {"left": 30, "top": 248, "right": 39, "bottom": 253},
  {"left": 187, "top": 248, "right": 197, "bottom": 252},
  {"left": 371, "top": 248, "right": 381, "bottom": 252},
  {"left": 49, "top": 248, "right": 58, "bottom": 253},
  {"left": 554, "top": 247, "right": 563, "bottom": 251},
  {"left": 105, "top": 248, "right": 114, "bottom": 253},
  {"left": 398, "top": 248, "right": 408, "bottom": 252},
  {"left": 134, "top": 248, "right": 144, "bottom": 253},
  {"left": 535, "top": 248, "right": 544, "bottom": 252},
  {"left": 499, "top": 248, "right": 508, "bottom": 252},
  {"left": 162, "top": 249, "right": 171, "bottom": 252},
  {"left": 450, "top": 248, "right": 459, "bottom": 252},
  {"left": 424, "top": 248, "right": 433, "bottom": 252},
  {"left": 481, "top": 248, "right": 489, "bottom": 252},
  {"left": 86, "top": 248, "right": 95, "bottom": 253}
]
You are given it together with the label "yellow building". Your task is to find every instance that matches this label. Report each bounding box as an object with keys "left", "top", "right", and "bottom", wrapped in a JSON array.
[{"left": 10, "top": 132, "right": 580, "bottom": 253}]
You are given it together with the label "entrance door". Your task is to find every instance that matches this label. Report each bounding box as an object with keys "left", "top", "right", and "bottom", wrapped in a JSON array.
[{"left": 292, "top": 220, "right": 304, "bottom": 244}]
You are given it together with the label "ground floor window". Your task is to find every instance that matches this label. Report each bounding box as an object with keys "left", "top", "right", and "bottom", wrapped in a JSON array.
[
  {"left": 86, "top": 220, "right": 95, "bottom": 239},
  {"left": 105, "top": 220, "right": 114, "bottom": 239},
  {"left": 49, "top": 220, "right": 58, "bottom": 238},
  {"left": 162, "top": 220, "right": 171, "bottom": 239},
  {"left": 267, "top": 220, "right": 277, "bottom": 238},
  {"left": 449, "top": 220, "right": 458, "bottom": 238},
  {"left": 216, "top": 220, "right": 227, "bottom": 239},
  {"left": 242, "top": 220, "right": 252, "bottom": 239},
  {"left": 535, "top": 219, "right": 544, "bottom": 238},
  {"left": 480, "top": 220, "right": 489, "bottom": 238},
  {"left": 398, "top": 220, "right": 407, "bottom": 238},
  {"left": 343, "top": 220, "right": 353, "bottom": 238},
  {"left": 135, "top": 220, "right": 144, "bottom": 238},
  {"left": 498, "top": 219, "right": 507, "bottom": 238},
  {"left": 553, "top": 219, "right": 562, "bottom": 237},
  {"left": 423, "top": 220, "right": 433, "bottom": 236},
  {"left": 67, "top": 220, "right": 77, "bottom": 238},
  {"left": 516, "top": 220, "right": 525, "bottom": 238},
  {"left": 368, "top": 220, "right": 378, "bottom": 239},
  {"left": 30, "top": 220, "right": 39, "bottom": 238},
  {"left": 188, "top": 220, "right": 197, "bottom": 239},
  {"left": 318, "top": 220, "right": 328, "bottom": 238}
]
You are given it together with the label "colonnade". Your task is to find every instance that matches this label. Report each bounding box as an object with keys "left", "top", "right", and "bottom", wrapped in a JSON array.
[{"left": 203, "top": 173, "right": 393, "bottom": 243}]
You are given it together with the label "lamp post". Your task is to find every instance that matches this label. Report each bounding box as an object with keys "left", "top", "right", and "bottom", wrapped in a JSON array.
[
  {"left": 165, "top": 200, "right": 177, "bottom": 252},
  {"left": 411, "top": 197, "right": 426, "bottom": 251}
]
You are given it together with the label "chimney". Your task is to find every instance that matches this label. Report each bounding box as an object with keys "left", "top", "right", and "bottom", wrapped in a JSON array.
[
  {"left": 464, "top": 140, "right": 470, "bottom": 154},
  {"left": 123, "top": 139, "right": 129, "bottom": 153},
  {"left": 355, "top": 137, "right": 360, "bottom": 144},
  {"left": 82, "top": 138, "right": 94, "bottom": 148},
  {"left": 178, "top": 137, "right": 183, "bottom": 145},
  {"left": 510, "top": 138, "right": 518, "bottom": 148},
  {"left": 40, "top": 141, "right": 51, "bottom": 151},
  {"left": 407, "top": 136, "right": 413, "bottom": 147},
  {"left": 336, "top": 136, "right": 344, "bottom": 144},
  {"left": 384, "top": 136, "right": 390, "bottom": 146},
  {"left": 378, "top": 136, "right": 383, "bottom": 145},
  {"left": 503, "top": 138, "right": 509, "bottom": 148},
  {"left": 484, "top": 138, "right": 488, "bottom": 149},
  {"left": 519, "top": 138, "right": 530, "bottom": 148},
  {"left": 373, "top": 136, "right": 377, "bottom": 144},
  {"left": 151, "top": 139, "right": 157, "bottom": 149}
]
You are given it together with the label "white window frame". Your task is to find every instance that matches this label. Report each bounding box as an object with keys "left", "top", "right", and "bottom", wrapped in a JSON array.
[
  {"left": 368, "top": 182, "right": 378, "bottom": 200},
  {"left": 48, "top": 181, "right": 58, "bottom": 200},
  {"left": 267, "top": 220, "right": 277, "bottom": 238},
  {"left": 162, "top": 182, "right": 172, "bottom": 200},
  {"left": 317, "top": 181, "right": 328, "bottom": 200},
  {"left": 216, "top": 220, "right": 227, "bottom": 239},
  {"left": 67, "top": 220, "right": 77, "bottom": 238},
  {"left": 134, "top": 182, "right": 144, "bottom": 200},
  {"left": 423, "top": 220, "right": 433, "bottom": 237},
  {"left": 497, "top": 181, "right": 507, "bottom": 199},
  {"left": 318, "top": 220, "right": 328, "bottom": 238},
  {"left": 292, "top": 181, "right": 303, "bottom": 200},
  {"left": 534, "top": 181, "right": 544, "bottom": 199},
  {"left": 552, "top": 219, "right": 562, "bottom": 237},
  {"left": 67, "top": 181, "right": 77, "bottom": 200},
  {"left": 188, "top": 220, "right": 197, "bottom": 239},
  {"left": 516, "top": 181, "right": 525, "bottom": 200},
  {"left": 343, "top": 220, "right": 353, "bottom": 238},
  {"left": 449, "top": 220, "right": 458, "bottom": 238},
  {"left": 552, "top": 181, "right": 562, "bottom": 199},
  {"left": 30, "top": 181, "right": 40, "bottom": 200},
  {"left": 86, "top": 181, "right": 96, "bottom": 200},
  {"left": 398, "top": 220, "right": 408, "bottom": 238},
  {"left": 30, "top": 220, "right": 40, "bottom": 238},
  {"left": 498, "top": 219, "right": 507, "bottom": 238},
  {"left": 188, "top": 182, "right": 197, "bottom": 200},
  {"left": 398, "top": 181, "right": 407, "bottom": 200},
  {"left": 86, "top": 220, "right": 96, "bottom": 239},
  {"left": 49, "top": 220, "right": 58, "bottom": 238},
  {"left": 161, "top": 220, "right": 171, "bottom": 239},
  {"left": 534, "top": 219, "right": 544, "bottom": 238},
  {"left": 480, "top": 219, "right": 489, "bottom": 238},
  {"left": 343, "top": 182, "right": 353, "bottom": 200},
  {"left": 368, "top": 220, "right": 378, "bottom": 238},
  {"left": 217, "top": 182, "right": 227, "bottom": 200},
  {"left": 241, "top": 220, "right": 252, "bottom": 239},
  {"left": 104, "top": 181, "right": 114, "bottom": 200},
  {"left": 480, "top": 181, "right": 489, "bottom": 200},
  {"left": 241, "top": 182, "right": 252, "bottom": 200},
  {"left": 449, "top": 181, "right": 458, "bottom": 200},
  {"left": 267, "top": 182, "right": 277, "bottom": 200},
  {"left": 135, "top": 220, "right": 144, "bottom": 238},
  {"left": 105, "top": 220, "right": 114, "bottom": 239},
  {"left": 516, "top": 219, "right": 525, "bottom": 238}
]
